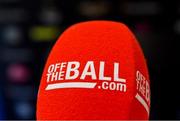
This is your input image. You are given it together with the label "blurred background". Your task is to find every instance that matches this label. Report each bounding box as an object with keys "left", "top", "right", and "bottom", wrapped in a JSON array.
[{"left": 0, "top": 0, "right": 179, "bottom": 120}]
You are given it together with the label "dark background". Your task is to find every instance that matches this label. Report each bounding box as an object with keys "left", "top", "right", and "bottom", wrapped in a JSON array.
[{"left": 0, "top": 0, "right": 179, "bottom": 120}]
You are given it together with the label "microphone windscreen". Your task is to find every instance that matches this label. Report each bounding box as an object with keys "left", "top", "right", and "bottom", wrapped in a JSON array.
[{"left": 37, "top": 21, "right": 150, "bottom": 120}]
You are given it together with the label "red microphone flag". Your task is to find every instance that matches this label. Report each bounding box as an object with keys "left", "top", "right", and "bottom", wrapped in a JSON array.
[{"left": 37, "top": 21, "right": 150, "bottom": 120}]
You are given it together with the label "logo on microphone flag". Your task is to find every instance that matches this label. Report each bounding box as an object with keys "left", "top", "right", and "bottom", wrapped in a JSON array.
[
  {"left": 45, "top": 61, "right": 127, "bottom": 92},
  {"left": 44, "top": 61, "right": 150, "bottom": 115}
]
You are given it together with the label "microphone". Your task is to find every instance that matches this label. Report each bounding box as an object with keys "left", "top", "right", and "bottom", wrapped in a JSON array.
[{"left": 36, "top": 21, "right": 150, "bottom": 120}]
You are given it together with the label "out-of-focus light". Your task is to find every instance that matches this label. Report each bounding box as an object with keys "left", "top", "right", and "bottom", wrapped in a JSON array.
[
  {"left": 6, "top": 64, "right": 31, "bottom": 83},
  {"left": 29, "top": 26, "right": 59, "bottom": 42},
  {"left": 2, "top": 26, "right": 22, "bottom": 45},
  {"left": 133, "top": 22, "right": 154, "bottom": 58},
  {"left": 121, "top": 1, "right": 161, "bottom": 15},
  {"left": 13, "top": 101, "right": 33, "bottom": 119},
  {"left": 176, "top": 109, "right": 180, "bottom": 119},
  {"left": 0, "top": 94, "right": 5, "bottom": 119},
  {"left": 77, "top": 0, "right": 110, "bottom": 18},
  {"left": 174, "top": 20, "right": 180, "bottom": 34},
  {"left": 135, "top": 22, "right": 151, "bottom": 33},
  {"left": 0, "top": 0, "right": 21, "bottom": 3},
  {"left": 177, "top": 3, "right": 180, "bottom": 14},
  {"left": 6, "top": 85, "right": 35, "bottom": 100},
  {"left": 39, "top": 8, "right": 63, "bottom": 25},
  {"left": 134, "top": 22, "right": 152, "bottom": 42},
  {"left": 0, "top": 48, "right": 34, "bottom": 62},
  {"left": 0, "top": 9, "right": 27, "bottom": 23}
]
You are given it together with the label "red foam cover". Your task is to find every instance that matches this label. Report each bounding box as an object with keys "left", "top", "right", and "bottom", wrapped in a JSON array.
[{"left": 37, "top": 21, "right": 150, "bottom": 120}]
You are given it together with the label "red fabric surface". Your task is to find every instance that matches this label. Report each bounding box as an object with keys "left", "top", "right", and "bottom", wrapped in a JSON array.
[{"left": 37, "top": 21, "right": 150, "bottom": 120}]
